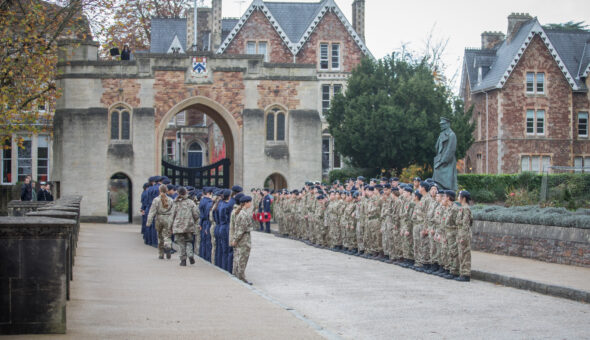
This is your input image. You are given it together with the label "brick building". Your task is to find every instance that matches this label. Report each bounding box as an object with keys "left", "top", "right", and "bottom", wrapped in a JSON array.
[
  {"left": 460, "top": 13, "right": 590, "bottom": 174},
  {"left": 53, "top": 0, "right": 371, "bottom": 222}
]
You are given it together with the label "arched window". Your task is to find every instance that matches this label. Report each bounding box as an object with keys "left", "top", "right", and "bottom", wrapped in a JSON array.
[
  {"left": 266, "top": 113, "right": 275, "bottom": 141},
  {"left": 188, "top": 142, "right": 203, "bottom": 168},
  {"left": 110, "top": 105, "right": 132, "bottom": 141},
  {"left": 265, "top": 106, "right": 287, "bottom": 142}
]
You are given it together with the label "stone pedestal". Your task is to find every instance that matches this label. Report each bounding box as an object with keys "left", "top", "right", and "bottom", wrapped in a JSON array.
[
  {"left": 7, "top": 201, "right": 50, "bottom": 217},
  {"left": 0, "top": 217, "right": 76, "bottom": 334}
]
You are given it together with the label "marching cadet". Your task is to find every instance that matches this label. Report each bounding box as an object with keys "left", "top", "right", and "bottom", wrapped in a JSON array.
[
  {"left": 146, "top": 184, "right": 174, "bottom": 259},
  {"left": 140, "top": 181, "right": 150, "bottom": 243},
  {"left": 192, "top": 192, "right": 202, "bottom": 257},
  {"left": 231, "top": 195, "right": 254, "bottom": 285},
  {"left": 170, "top": 187, "right": 199, "bottom": 266},
  {"left": 456, "top": 191, "right": 473, "bottom": 282},
  {"left": 412, "top": 177, "right": 421, "bottom": 191}
]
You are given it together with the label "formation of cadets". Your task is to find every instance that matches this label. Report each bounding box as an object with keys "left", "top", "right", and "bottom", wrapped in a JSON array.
[
  {"left": 270, "top": 176, "right": 473, "bottom": 282},
  {"left": 140, "top": 176, "right": 256, "bottom": 285}
]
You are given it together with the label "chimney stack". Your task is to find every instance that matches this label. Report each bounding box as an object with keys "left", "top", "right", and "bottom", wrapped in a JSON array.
[
  {"left": 481, "top": 31, "right": 505, "bottom": 49},
  {"left": 211, "top": 0, "right": 222, "bottom": 51},
  {"left": 507, "top": 13, "right": 532, "bottom": 42},
  {"left": 352, "top": 0, "right": 365, "bottom": 42}
]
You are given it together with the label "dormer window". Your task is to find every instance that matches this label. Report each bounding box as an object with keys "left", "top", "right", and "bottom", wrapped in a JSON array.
[
  {"left": 526, "top": 72, "right": 545, "bottom": 94},
  {"left": 319, "top": 42, "right": 341, "bottom": 71}
]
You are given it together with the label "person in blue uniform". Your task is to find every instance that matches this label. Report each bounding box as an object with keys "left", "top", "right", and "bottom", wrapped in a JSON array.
[
  {"left": 226, "top": 185, "right": 242, "bottom": 273},
  {"left": 212, "top": 189, "right": 224, "bottom": 268},
  {"left": 261, "top": 188, "right": 272, "bottom": 233},
  {"left": 219, "top": 189, "right": 233, "bottom": 272},
  {"left": 199, "top": 187, "right": 214, "bottom": 262},
  {"left": 140, "top": 182, "right": 150, "bottom": 241},
  {"left": 143, "top": 176, "right": 159, "bottom": 244}
]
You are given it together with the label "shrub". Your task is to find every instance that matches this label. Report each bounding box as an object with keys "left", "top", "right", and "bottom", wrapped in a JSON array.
[
  {"left": 399, "top": 164, "right": 432, "bottom": 183},
  {"left": 505, "top": 186, "right": 538, "bottom": 206},
  {"left": 472, "top": 205, "right": 590, "bottom": 229},
  {"left": 328, "top": 168, "right": 374, "bottom": 184}
]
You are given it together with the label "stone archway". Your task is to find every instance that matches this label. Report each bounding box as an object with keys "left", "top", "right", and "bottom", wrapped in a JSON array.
[
  {"left": 108, "top": 172, "right": 132, "bottom": 223},
  {"left": 156, "top": 96, "right": 242, "bottom": 186},
  {"left": 264, "top": 172, "right": 288, "bottom": 191}
]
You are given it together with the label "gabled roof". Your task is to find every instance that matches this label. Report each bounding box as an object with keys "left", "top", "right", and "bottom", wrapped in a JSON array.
[
  {"left": 150, "top": 18, "right": 187, "bottom": 54},
  {"left": 463, "top": 19, "right": 589, "bottom": 93},
  {"left": 217, "top": 0, "right": 373, "bottom": 58},
  {"left": 221, "top": 18, "right": 239, "bottom": 42}
]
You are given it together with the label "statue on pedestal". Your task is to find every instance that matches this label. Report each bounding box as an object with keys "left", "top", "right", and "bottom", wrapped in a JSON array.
[{"left": 433, "top": 117, "right": 457, "bottom": 191}]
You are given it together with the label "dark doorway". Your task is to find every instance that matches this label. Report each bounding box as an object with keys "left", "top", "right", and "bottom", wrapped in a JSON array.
[
  {"left": 188, "top": 142, "right": 203, "bottom": 167},
  {"left": 108, "top": 172, "right": 132, "bottom": 223},
  {"left": 264, "top": 173, "right": 288, "bottom": 191}
]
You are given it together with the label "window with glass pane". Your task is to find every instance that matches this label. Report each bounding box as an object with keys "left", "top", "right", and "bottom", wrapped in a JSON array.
[
  {"left": 276, "top": 112, "right": 285, "bottom": 141},
  {"left": 331, "top": 43, "right": 340, "bottom": 69},
  {"left": 574, "top": 156, "right": 583, "bottom": 172},
  {"left": 579, "top": 112, "right": 588, "bottom": 136},
  {"left": 246, "top": 41, "right": 256, "bottom": 54},
  {"left": 526, "top": 72, "right": 534, "bottom": 93},
  {"left": 37, "top": 135, "right": 49, "bottom": 182},
  {"left": 258, "top": 42, "right": 268, "bottom": 62},
  {"left": 541, "top": 156, "right": 550, "bottom": 172},
  {"left": 3, "top": 138, "right": 11, "bottom": 183},
  {"left": 320, "top": 43, "right": 329, "bottom": 69},
  {"left": 531, "top": 156, "right": 540, "bottom": 172},
  {"left": 322, "top": 137, "right": 330, "bottom": 171},
  {"left": 333, "top": 147, "right": 341, "bottom": 168},
  {"left": 266, "top": 113, "right": 275, "bottom": 141},
  {"left": 121, "top": 111, "right": 130, "bottom": 139},
  {"left": 526, "top": 110, "right": 535, "bottom": 134},
  {"left": 111, "top": 112, "right": 119, "bottom": 139},
  {"left": 17, "top": 138, "right": 32, "bottom": 182},
  {"left": 521, "top": 156, "right": 530, "bottom": 172},
  {"left": 536, "top": 110, "right": 544, "bottom": 134},
  {"left": 536, "top": 73, "right": 545, "bottom": 93},
  {"left": 333, "top": 84, "right": 342, "bottom": 95},
  {"left": 166, "top": 140, "right": 175, "bottom": 160},
  {"left": 322, "top": 85, "right": 330, "bottom": 113}
]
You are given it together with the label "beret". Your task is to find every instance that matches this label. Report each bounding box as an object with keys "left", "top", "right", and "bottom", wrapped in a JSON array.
[
  {"left": 403, "top": 186, "right": 413, "bottom": 193},
  {"left": 413, "top": 177, "right": 422, "bottom": 181},
  {"left": 357, "top": 176, "right": 365, "bottom": 181},
  {"left": 391, "top": 177, "right": 400, "bottom": 181},
  {"left": 222, "top": 189, "right": 232, "bottom": 197},
  {"left": 367, "top": 186, "right": 375, "bottom": 191},
  {"left": 166, "top": 184, "right": 175, "bottom": 191},
  {"left": 445, "top": 190, "right": 456, "bottom": 199},
  {"left": 148, "top": 176, "right": 158, "bottom": 182},
  {"left": 232, "top": 185, "right": 243, "bottom": 193},
  {"left": 239, "top": 195, "right": 252, "bottom": 203},
  {"left": 420, "top": 181, "right": 431, "bottom": 190},
  {"left": 414, "top": 190, "right": 422, "bottom": 200},
  {"left": 234, "top": 192, "right": 244, "bottom": 202},
  {"left": 143, "top": 182, "right": 150, "bottom": 189},
  {"left": 162, "top": 179, "right": 171, "bottom": 185},
  {"left": 384, "top": 183, "right": 392, "bottom": 189}
]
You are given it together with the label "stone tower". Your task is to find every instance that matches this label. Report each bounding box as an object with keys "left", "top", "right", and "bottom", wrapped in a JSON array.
[
  {"left": 211, "top": 0, "right": 223, "bottom": 51},
  {"left": 352, "top": 0, "right": 365, "bottom": 42}
]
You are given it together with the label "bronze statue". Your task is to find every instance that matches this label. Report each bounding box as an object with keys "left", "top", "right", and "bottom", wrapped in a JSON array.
[{"left": 433, "top": 117, "right": 457, "bottom": 191}]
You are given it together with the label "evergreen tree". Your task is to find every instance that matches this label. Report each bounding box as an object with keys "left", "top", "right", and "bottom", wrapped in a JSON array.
[{"left": 326, "top": 53, "right": 474, "bottom": 173}]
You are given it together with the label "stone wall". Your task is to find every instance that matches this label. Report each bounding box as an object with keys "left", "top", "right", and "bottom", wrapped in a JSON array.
[{"left": 472, "top": 220, "right": 590, "bottom": 267}]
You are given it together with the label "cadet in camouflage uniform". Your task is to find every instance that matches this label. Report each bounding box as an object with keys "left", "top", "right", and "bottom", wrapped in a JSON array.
[
  {"left": 210, "top": 194, "right": 221, "bottom": 265},
  {"left": 314, "top": 194, "right": 328, "bottom": 247},
  {"left": 411, "top": 182, "right": 433, "bottom": 270},
  {"left": 170, "top": 187, "right": 200, "bottom": 266},
  {"left": 232, "top": 195, "right": 253, "bottom": 284},
  {"left": 380, "top": 185, "right": 394, "bottom": 261},
  {"left": 364, "top": 186, "right": 383, "bottom": 258},
  {"left": 441, "top": 190, "right": 460, "bottom": 279},
  {"left": 340, "top": 192, "right": 355, "bottom": 253},
  {"left": 399, "top": 186, "right": 416, "bottom": 267},
  {"left": 456, "top": 191, "right": 472, "bottom": 281},
  {"left": 326, "top": 192, "right": 339, "bottom": 249},
  {"left": 390, "top": 188, "right": 403, "bottom": 261},
  {"left": 146, "top": 184, "right": 174, "bottom": 259}
]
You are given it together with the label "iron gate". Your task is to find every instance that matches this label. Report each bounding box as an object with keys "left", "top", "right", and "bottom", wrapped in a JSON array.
[{"left": 162, "top": 158, "right": 230, "bottom": 188}]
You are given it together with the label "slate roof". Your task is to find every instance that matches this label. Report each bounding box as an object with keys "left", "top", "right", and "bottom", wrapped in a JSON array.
[
  {"left": 150, "top": 18, "right": 187, "bottom": 54},
  {"left": 462, "top": 19, "right": 590, "bottom": 94},
  {"left": 221, "top": 18, "right": 239, "bottom": 42},
  {"left": 263, "top": 1, "right": 324, "bottom": 42}
]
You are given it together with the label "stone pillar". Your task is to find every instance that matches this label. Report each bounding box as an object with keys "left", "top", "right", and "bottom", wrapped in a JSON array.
[
  {"left": 211, "top": 0, "right": 223, "bottom": 51},
  {"left": 481, "top": 31, "right": 505, "bottom": 49},
  {"left": 352, "top": 0, "right": 365, "bottom": 42},
  {"left": 0, "top": 217, "right": 76, "bottom": 334}
]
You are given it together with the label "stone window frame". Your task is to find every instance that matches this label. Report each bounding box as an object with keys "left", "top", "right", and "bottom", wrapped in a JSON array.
[
  {"left": 321, "top": 132, "right": 342, "bottom": 175},
  {"left": 318, "top": 41, "right": 343, "bottom": 72},
  {"left": 525, "top": 71, "right": 546, "bottom": 96},
  {"left": 520, "top": 153, "right": 551, "bottom": 173},
  {"left": 264, "top": 104, "right": 288, "bottom": 144},
  {"left": 108, "top": 102, "right": 133, "bottom": 144},
  {"left": 245, "top": 39, "right": 270, "bottom": 62},
  {"left": 577, "top": 111, "right": 589, "bottom": 138},
  {"left": 320, "top": 82, "right": 345, "bottom": 116},
  {"left": 573, "top": 154, "right": 590, "bottom": 172},
  {"left": 525, "top": 108, "right": 546, "bottom": 137}
]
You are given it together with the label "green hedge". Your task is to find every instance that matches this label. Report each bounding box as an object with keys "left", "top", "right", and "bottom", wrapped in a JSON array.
[
  {"left": 328, "top": 168, "right": 376, "bottom": 184},
  {"left": 458, "top": 173, "right": 590, "bottom": 204},
  {"left": 472, "top": 205, "right": 590, "bottom": 229}
]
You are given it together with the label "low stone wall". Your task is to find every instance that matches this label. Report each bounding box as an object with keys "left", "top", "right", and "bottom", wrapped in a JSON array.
[
  {"left": 0, "top": 217, "right": 76, "bottom": 334},
  {"left": 7, "top": 201, "right": 50, "bottom": 217},
  {"left": 472, "top": 220, "right": 590, "bottom": 268}
]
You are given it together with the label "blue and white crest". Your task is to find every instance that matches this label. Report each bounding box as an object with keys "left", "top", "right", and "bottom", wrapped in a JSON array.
[{"left": 191, "top": 57, "right": 207, "bottom": 76}]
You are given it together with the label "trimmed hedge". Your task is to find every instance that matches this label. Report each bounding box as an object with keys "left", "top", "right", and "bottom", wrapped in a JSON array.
[
  {"left": 458, "top": 173, "right": 590, "bottom": 204},
  {"left": 472, "top": 205, "right": 590, "bottom": 229}
]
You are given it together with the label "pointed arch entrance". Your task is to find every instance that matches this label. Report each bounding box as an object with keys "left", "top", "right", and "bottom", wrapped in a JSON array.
[{"left": 156, "top": 96, "right": 242, "bottom": 187}]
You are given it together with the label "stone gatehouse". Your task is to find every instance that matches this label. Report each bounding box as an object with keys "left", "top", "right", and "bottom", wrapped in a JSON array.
[{"left": 53, "top": 0, "right": 371, "bottom": 222}]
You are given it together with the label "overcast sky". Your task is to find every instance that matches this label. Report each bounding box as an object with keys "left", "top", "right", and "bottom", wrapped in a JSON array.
[{"left": 214, "top": 0, "right": 590, "bottom": 93}]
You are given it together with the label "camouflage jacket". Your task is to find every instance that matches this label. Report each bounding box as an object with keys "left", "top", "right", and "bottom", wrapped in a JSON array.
[
  {"left": 457, "top": 205, "right": 472, "bottom": 232},
  {"left": 171, "top": 196, "right": 199, "bottom": 234},
  {"left": 442, "top": 203, "right": 461, "bottom": 229},
  {"left": 234, "top": 208, "right": 252, "bottom": 247},
  {"left": 146, "top": 195, "right": 174, "bottom": 226}
]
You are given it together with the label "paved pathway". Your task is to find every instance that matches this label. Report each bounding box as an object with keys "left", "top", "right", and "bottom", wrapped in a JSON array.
[
  {"left": 247, "top": 231, "right": 590, "bottom": 339},
  {"left": 5, "top": 223, "right": 322, "bottom": 340}
]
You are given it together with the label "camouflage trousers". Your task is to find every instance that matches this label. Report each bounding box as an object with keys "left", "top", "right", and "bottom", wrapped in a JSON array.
[
  {"left": 381, "top": 222, "right": 393, "bottom": 257},
  {"left": 328, "top": 221, "right": 342, "bottom": 247},
  {"left": 356, "top": 220, "right": 365, "bottom": 252},
  {"left": 277, "top": 214, "right": 285, "bottom": 235},
  {"left": 445, "top": 227, "right": 459, "bottom": 275},
  {"left": 194, "top": 226, "right": 201, "bottom": 256},
  {"left": 458, "top": 228, "right": 471, "bottom": 276},
  {"left": 210, "top": 224, "right": 216, "bottom": 265},
  {"left": 390, "top": 224, "right": 403, "bottom": 260},
  {"left": 412, "top": 223, "right": 429, "bottom": 265},
  {"left": 343, "top": 225, "right": 355, "bottom": 249},
  {"left": 155, "top": 218, "right": 172, "bottom": 256},
  {"left": 367, "top": 219, "right": 382, "bottom": 254},
  {"left": 430, "top": 227, "right": 443, "bottom": 265},
  {"left": 175, "top": 232, "right": 195, "bottom": 260},
  {"left": 317, "top": 224, "right": 328, "bottom": 247},
  {"left": 401, "top": 222, "right": 414, "bottom": 260},
  {"left": 233, "top": 242, "right": 251, "bottom": 281}
]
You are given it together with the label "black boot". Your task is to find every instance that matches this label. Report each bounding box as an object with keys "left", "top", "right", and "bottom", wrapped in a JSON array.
[
  {"left": 189, "top": 257, "right": 195, "bottom": 265},
  {"left": 455, "top": 275, "right": 470, "bottom": 282},
  {"left": 158, "top": 254, "right": 164, "bottom": 259},
  {"left": 165, "top": 249, "right": 171, "bottom": 259},
  {"left": 180, "top": 259, "right": 187, "bottom": 266}
]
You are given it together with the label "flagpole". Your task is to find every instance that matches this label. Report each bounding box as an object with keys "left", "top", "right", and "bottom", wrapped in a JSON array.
[{"left": 193, "top": 0, "right": 198, "bottom": 51}]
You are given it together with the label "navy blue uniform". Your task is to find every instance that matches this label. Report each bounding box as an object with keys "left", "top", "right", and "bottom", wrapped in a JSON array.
[
  {"left": 261, "top": 194, "right": 272, "bottom": 233},
  {"left": 213, "top": 202, "right": 223, "bottom": 268},
  {"left": 199, "top": 197, "right": 213, "bottom": 262},
  {"left": 219, "top": 199, "right": 234, "bottom": 272},
  {"left": 145, "top": 184, "right": 160, "bottom": 247},
  {"left": 140, "top": 189, "right": 149, "bottom": 242}
]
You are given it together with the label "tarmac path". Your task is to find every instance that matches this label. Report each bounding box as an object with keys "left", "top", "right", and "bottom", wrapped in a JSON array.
[{"left": 247, "top": 230, "right": 590, "bottom": 339}]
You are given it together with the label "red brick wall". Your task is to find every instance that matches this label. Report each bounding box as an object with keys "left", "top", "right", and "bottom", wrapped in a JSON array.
[
  {"left": 223, "top": 10, "right": 292, "bottom": 63},
  {"left": 257, "top": 80, "right": 300, "bottom": 110},
  {"left": 296, "top": 11, "right": 364, "bottom": 72},
  {"left": 100, "top": 79, "right": 141, "bottom": 108}
]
